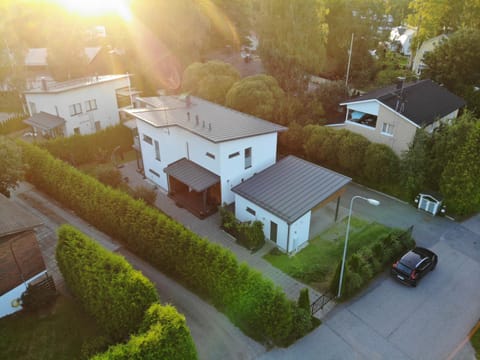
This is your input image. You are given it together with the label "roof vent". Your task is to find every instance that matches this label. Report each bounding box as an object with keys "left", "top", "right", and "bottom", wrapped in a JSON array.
[
  {"left": 202, "top": 120, "right": 205, "bottom": 128},
  {"left": 186, "top": 95, "right": 191, "bottom": 107},
  {"left": 187, "top": 111, "right": 190, "bottom": 121},
  {"left": 195, "top": 115, "right": 199, "bottom": 126},
  {"left": 41, "top": 77, "right": 48, "bottom": 91},
  {"left": 208, "top": 122, "right": 212, "bottom": 131}
]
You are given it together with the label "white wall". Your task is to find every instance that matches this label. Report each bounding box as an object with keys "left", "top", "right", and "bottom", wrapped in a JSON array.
[
  {"left": 235, "top": 195, "right": 311, "bottom": 253},
  {"left": 138, "top": 118, "right": 278, "bottom": 204},
  {"left": 0, "top": 271, "right": 47, "bottom": 319},
  {"left": 24, "top": 77, "right": 129, "bottom": 136}
]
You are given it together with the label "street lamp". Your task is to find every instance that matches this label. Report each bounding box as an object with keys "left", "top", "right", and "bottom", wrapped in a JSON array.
[{"left": 337, "top": 196, "right": 380, "bottom": 299}]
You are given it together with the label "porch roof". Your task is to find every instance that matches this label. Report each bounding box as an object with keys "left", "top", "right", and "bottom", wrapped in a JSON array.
[
  {"left": 23, "top": 111, "right": 65, "bottom": 131},
  {"left": 164, "top": 158, "right": 220, "bottom": 192}
]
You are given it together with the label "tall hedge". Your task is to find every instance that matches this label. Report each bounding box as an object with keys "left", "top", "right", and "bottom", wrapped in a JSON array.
[
  {"left": 0, "top": 113, "right": 28, "bottom": 135},
  {"left": 56, "top": 225, "right": 159, "bottom": 341},
  {"left": 93, "top": 304, "right": 197, "bottom": 360},
  {"left": 22, "top": 142, "right": 310, "bottom": 345},
  {"left": 41, "top": 124, "right": 132, "bottom": 165}
]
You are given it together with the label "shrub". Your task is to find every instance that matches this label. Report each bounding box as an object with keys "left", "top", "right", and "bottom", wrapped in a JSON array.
[
  {"left": 56, "top": 225, "right": 159, "bottom": 341},
  {"left": 297, "top": 288, "right": 310, "bottom": 312},
  {"left": 94, "top": 165, "right": 123, "bottom": 188},
  {"left": 22, "top": 143, "right": 311, "bottom": 346},
  {"left": 129, "top": 185, "right": 157, "bottom": 206},
  {"left": 220, "top": 205, "right": 265, "bottom": 251},
  {"left": 0, "top": 113, "right": 28, "bottom": 135}
]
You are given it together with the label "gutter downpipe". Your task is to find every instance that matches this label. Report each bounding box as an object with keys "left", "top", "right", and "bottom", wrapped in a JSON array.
[{"left": 286, "top": 223, "right": 291, "bottom": 255}]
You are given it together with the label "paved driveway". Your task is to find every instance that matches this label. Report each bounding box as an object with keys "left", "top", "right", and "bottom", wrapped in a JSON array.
[{"left": 261, "top": 184, "right": 480, "bottom": 360}]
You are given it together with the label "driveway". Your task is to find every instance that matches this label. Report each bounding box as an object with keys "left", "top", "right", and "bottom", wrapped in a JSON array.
[{"left": 260, "top": 183, "right": 480, "bottom": 360}]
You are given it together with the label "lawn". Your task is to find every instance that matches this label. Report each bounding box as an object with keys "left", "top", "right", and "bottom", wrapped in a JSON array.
[
  {"left": 264, "top": 217, "right": 396, "bottom": 292},
  {"left": 0, "top": 295, "right": 103, "bottom": 360}
]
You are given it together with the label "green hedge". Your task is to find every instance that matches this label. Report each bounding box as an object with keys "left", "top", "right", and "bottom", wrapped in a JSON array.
[
  {"left": 0, "top": 113, "right": 28, "bottom": 135},
  {"left": 56, "top": 225, "right": 159, "bottom": 342},
  {"left": 330, "top": 229, "right": 415, "bottom": 299},
  {"left": 219, "top": 205, "right": 265, "bottom": 251},
  {"left": 22, "top": 142, "right": 310, "bottom": 346},
  {"left": 41, "top": 124, "right": 132, "bottom": 166},
  {"left": 93, "top": 304, "right": 197, "bottom": 360}
]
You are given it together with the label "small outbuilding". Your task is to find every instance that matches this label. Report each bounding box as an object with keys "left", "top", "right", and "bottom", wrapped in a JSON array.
[
  {"left": 232, "top": 156, "right": 351, "bottom": 254},
  {"left": 415, "top": 192, "right": 444, "bottom": 216}
]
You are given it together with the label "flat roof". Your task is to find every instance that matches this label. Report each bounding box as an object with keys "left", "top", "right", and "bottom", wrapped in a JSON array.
[
  {"left": 125, "top": 95, "right": 287, "bottom": 143},
  {"left": 232, "top": 156, "right": 351, "bottom": 223},
  {"left": 0, "top": 194, "right": 43, "bottom": 238},
  {"left": 164, "top": 158, "right": 220, "bottom": 192},
  {"left": 24, "top": 74, "right": 129, "bottom": 94}
]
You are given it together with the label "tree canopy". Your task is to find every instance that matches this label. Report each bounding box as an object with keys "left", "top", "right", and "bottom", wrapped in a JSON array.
[
  {"left": 0, "top": 137, "right": 25, "bottom": 197},
  {"left": 225, "top": 74, "right": 285, "bottom": 122},
  {"left": 182, "top": 60, "right": 240, "bottom": 104}
]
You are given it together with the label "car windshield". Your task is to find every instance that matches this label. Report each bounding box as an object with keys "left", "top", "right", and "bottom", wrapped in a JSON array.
[{"left": 397, "top": 262, "right": 413, "bottom": 275}]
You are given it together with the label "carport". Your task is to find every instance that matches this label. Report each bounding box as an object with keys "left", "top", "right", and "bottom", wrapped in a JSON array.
[
  {"left": 233, "top": 156, "right": 351, "bottom": 254},
  {"left": 23, "top": 111, "right": 65, "bottom": 138}
]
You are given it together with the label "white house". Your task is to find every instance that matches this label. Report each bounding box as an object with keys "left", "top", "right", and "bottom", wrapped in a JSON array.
[
  {"left": 124, "top": 95, "right": 286, "bottom": 218},
  {"left": 23, "top": 74, "right": 133, "bottom": 137},
  {"left": 411, "top": 34, "right": 448, "bottom": 75},
  {"left": 232, "top": 156, "right": 351, "bottom": 254},
  {"left": 389, "top": 26, "right": 416, "bottom": 56},
  {"left": 336, "top": 79, "right": 466, "bottom": 155}
]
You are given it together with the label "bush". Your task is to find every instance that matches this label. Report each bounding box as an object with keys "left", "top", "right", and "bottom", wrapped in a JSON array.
[
  {"left": 297, "top": 288, "right": 310, "bottom": 312},
  {"left": 56, "top": 225, "right": 159, "bottom": 341},
  {"left": 129, "top": 185, "right": 157, "bottom": 206},
  {"left": 22, "top": 143, "right": 311, "bottom": 346},
  {"left": 0, "top": 113, "right": 28, "bottom": 135},
  {"left": 220, "top": 206, "right": 265, "bottom": 251},
  {"left": 94, "top": 165, "right": 123, "bottom": 188}
]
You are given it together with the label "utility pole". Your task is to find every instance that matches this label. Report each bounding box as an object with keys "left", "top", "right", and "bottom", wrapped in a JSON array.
[{"left": 345, "top": 33, "right": 354, "bottom": 93}]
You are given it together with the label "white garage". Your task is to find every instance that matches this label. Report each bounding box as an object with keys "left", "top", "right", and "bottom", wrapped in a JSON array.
[{"left": 232, "top": 156, "right": 351, "bottom": 254}]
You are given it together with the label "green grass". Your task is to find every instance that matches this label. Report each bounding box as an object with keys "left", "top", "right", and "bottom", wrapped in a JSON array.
[
  {"left": 0, "top": 295, "right": 103, "bottom": 360},
  {"left": 472, "top": 322, "right": 480, "bottom": 359},
  {"left": 264, "top": 217, "right": 395, "bottom": 291}
]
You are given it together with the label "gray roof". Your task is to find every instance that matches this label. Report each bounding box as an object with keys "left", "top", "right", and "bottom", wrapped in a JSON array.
[
  {"left": 24, "top": 74, "right": 129, "bottom": 94},
  {"left": 341, "top": 79, "right": 465, "bottom": 127},
  {"left": 232, "top": 156, "right": 351, "bottom": 223},
  {"left": 24, "top": 111, "right": 65, "bottom": 130},
  {"left": 125, "top": 95, "right": 286, "bottom": 143},
  {"left": 0, "top": 194, "right": 43, "bottom": 238},
  {"left": 164, "top": 158, "right": 220, "bottom": 192}
]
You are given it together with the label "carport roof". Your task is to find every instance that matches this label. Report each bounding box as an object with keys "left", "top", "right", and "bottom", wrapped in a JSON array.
[
  {"left": 23, "top": 111, "right": 65, "bottom": 131},
  {"left": 232, "top": 156, "right": 351, "bottom": 224},
  {"left": 164, "top": 158, "right": 220, "bottom": 192}
]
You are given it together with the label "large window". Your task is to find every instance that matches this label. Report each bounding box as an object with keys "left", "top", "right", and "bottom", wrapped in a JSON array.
[
  {"left": 85, "top": 99, "right": 97, "bottom": 111},
  {"left": 69, "top": 103, "right": 82, "bottom": 116},
  {"left": 244, "top": 147, "right": 252, "bottom": 169},
  {"left": 154, "top": 140, "right": 161, "bottom": 161},
  {"left": 143, "top": 134, "right": 153, "bottom": 145}
]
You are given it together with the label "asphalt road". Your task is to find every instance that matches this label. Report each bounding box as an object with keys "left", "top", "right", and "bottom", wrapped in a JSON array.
[{"left": 260, "top": 184, "right": 480, "bottom": 360}]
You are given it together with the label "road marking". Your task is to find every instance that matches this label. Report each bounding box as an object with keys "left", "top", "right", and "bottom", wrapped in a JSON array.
[{"left": 447, "top": 319, "right": 480, "bottom": 360}]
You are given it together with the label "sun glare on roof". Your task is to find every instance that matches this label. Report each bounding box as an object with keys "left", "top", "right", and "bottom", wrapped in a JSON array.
[{"left": 53, "top": 0, "right": 132, "bottom": 21}]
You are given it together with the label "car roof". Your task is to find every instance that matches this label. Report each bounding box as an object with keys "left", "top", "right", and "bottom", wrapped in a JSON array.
[{"left": 400, "top": 250, "right": 423, "bottom": 268}]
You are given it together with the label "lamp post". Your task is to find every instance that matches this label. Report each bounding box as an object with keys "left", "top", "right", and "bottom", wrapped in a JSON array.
[{"left": 337, "top": 195, "right": 380, "bottom": 299}]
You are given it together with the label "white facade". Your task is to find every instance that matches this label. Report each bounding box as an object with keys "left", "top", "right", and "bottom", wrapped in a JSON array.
[
  {"left": 24, "top": 75, "right": 130, "bottom": 136},
  {"left": 0, "top": 270, "right": 46, "bottom": 319},
  {"left": 235, "top": 195, "right": 311, "bottom": 253},
  {"left": 137, "top": 119, "right": 278, "bottom": 204}
]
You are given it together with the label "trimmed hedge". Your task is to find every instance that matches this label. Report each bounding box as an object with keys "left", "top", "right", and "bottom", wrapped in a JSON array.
[
  {"left": 40, "top": 124, "right": 132, "bottom": 166},
  {"left": 330, "top": 229, "right": 415, "bottom": 299},
  {"left": 56, "top": 225, "right": 159, "bottom": 342},
  {"left": 93, "top": 304, "right": 197, "bottom": 360},
  {"left": 22, "top": 142, "right": 310, "bottom": 346}
]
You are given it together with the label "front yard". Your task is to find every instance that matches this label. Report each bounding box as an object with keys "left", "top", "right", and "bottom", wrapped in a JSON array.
[
  {"left": 264, "top": 217, "right": 397, "bottom": 292},
  {"left": 0, "top": 295, "right": 103, "bottom": 360}
]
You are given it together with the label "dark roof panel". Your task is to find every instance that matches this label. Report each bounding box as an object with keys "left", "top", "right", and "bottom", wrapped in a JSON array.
[
  {"left": 232, "top": 156, "right": 351, "bottom": 223},
  {"left": 164, "top": 158, "right": 220, "bottom": 192},
  {"left": 0, "top": 194, "right": 43, "bottom": 237}
]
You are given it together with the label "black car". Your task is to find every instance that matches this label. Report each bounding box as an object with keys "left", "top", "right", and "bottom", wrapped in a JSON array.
[{"left": 391, "top": 247, "right": 438, "bottom": 286}]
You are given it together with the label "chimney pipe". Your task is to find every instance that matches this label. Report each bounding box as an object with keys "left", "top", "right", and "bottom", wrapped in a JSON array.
[
  {"left": 195, "top": 115, "right": 199, "bottom": 126},
  {"left": 187, "top": 111, "right": 190, "bottom": 121},
  {"left": 208, "top": 123, "right": 212, "bottom": 131},
  {"left": 396, "top": 76, "right": 406, "bottom": 90},
  {"left": 41, "top": 77, "right": 48, "bottom": 91},
  {"left": 186, "top": 95, "right": 191, "bottom": 107}
]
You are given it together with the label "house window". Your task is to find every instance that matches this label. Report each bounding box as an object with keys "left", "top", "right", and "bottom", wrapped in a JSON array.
[
  {"left": 29, "top": 102, "right": 37, "bottom": 114},
  {"left": 149, "top": 169, "right": 160, "bottom": 177},
  {"left": 69, "top": 103, "right": 82, "bottom": 116},
  {"left": 73, "top": 127, "right": 80, "bottom": 135},
  {"left": 246, "top": 207, "right": 256, "bottom": 216},
  {"left": 244, "top": 147, "right": 252, "bottom": 169},
  {"left": 95, "top": 121, "right": 101, "bottom": 132},
  {"left": 154, "top": 140, "right": 161, "bottom": 161},
  {"left": 381, "top": 123, "right": 394, "bottom": 135},
  {"left": 143, "top": 134, "right": 153, "bottom": 145},
  {"left": 85, "top": 99, "right": 97, "bottom": 111},
  {"left": 206, "top": 152, "right": 215, "bottom": 159},
  {"left": 229, "top": 151, "right": 240, "bottom": 159}
]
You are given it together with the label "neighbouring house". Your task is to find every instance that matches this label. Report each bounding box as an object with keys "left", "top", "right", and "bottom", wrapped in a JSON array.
[
  {"left": 23, "top": 74, "right": 136, "bottom": 137},
  {"left": 123, "top": 95, "right": 286, "bottom": 218},
  {"left": 0, "top": 193, "right": 47, "bottom": 318},
  {"left": 411, "top": 34, "right": 448, "bottom": 75},
  {"left": 389, "top": 26, "right": 416, "bottom": 56},
  {"left": 232, "top": 156, "right": 351, "bottom": 254},
  {"left": 336, "top": 79, "right": 466, "bottom": 154}
]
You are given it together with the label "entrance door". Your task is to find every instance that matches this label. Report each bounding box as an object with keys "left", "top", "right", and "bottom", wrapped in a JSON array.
[{"left": 270, "top": 221, "right": 278, "bottom": 243}]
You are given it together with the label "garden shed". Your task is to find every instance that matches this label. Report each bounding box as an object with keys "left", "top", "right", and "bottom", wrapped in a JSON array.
[
  {"left": 415, "top": 192, "right": 444, "bottom": 216},
  {"left": 232, "top": 156, "right": 351, "bottom": 254}
]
